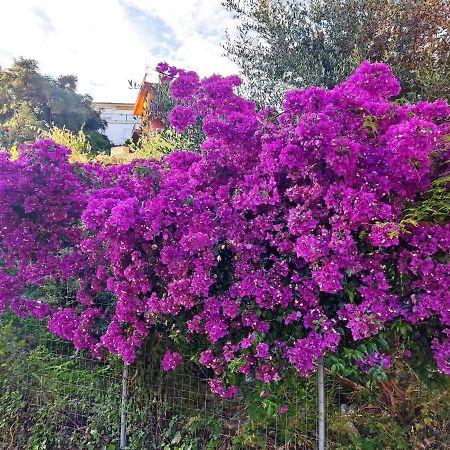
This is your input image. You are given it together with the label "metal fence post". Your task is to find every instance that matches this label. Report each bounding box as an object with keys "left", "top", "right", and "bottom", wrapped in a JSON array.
[
  {"left": 318, "top": 356, "right": 325, "bottom": 450},
  {"left": 120, "top": 363, "right": 129, "bottom": 449}
]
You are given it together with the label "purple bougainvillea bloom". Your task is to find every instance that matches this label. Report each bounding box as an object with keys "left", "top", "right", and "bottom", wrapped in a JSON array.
[
  {"left": 255, "top": 343, "right": 270, "bottom": 359},
  {"left": 1, "top": 59, "right": 449, "bottom": 395},
  {"left": 356, "top": 352, "right": 392, "bottom": 373},
  {"left": 162, "top": 350, "right": 183, "bottom": 372},
  {"left": 168, "top": 105, "right": 196, "bottom": 132}
]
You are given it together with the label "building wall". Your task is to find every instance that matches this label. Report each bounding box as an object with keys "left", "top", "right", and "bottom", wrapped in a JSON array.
[{"left": 93, "top": 102, "right": 138, "bottom": 145}]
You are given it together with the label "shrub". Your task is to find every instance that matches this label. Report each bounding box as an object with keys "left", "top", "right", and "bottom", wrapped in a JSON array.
[{"left": 0, "top": 62, "right": 448, "bottom": 401}]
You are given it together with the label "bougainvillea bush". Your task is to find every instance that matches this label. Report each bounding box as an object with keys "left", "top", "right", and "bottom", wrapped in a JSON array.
[{"left": 0, "top": 61, "right": 449, "bottom": 398}]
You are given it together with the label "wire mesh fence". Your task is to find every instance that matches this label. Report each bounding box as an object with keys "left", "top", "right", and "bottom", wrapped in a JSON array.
[
  {"left": 0, "top": 314, "right": 334, "bottom": 449},
  {"left": 122, "top": 338, "right": 322, "bottom": 449},
  {"left": 2, "top": 314, "right": 449, "bottom": 449},
  {"left": 0, "top": 315, "right": 120, "bottom": 449}
]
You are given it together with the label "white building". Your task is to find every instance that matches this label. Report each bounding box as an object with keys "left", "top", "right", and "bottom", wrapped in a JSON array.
[{"left": 93, "top": 102, "right": 138, "bottom": 145}]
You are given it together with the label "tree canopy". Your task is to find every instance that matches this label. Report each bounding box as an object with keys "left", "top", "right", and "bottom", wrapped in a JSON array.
[
  {"left": 0, "top": 58, "right": 105, "bottom": 146},
  {"left": 224, "top": 0, "right": 450, "bottom": 105}
]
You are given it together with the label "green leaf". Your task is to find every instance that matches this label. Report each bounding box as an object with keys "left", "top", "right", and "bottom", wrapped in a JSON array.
[{"left": 172, "top": 431, "right": 182, "bottom": 445}]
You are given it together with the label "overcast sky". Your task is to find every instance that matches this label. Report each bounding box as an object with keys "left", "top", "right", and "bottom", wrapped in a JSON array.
[{"left": 0, "top": 0, "right": 240, "bottom": 102}]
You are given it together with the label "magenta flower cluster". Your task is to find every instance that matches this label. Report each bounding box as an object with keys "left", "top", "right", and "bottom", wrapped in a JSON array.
[
  {"left": 161, "top": 350, "right": 183, "bottom": 371},
  {"left": 0, "top": 61, "right": 449, "bottom": 398},
  {"left": 356, "top": 352, "right": 391, "bottom": 373}
]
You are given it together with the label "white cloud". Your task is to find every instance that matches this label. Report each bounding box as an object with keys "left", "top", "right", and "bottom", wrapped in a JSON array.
[{"left": 0, "top": 0, "right": 239, "bottom": 102}]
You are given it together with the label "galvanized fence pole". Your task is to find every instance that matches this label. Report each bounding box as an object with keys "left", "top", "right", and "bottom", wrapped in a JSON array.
[
  {"left": 317, "top": 356, "right": 326, "bottom": 450},
  {"left": 120, "top": 363, "right": 129, "bottom": 449}
]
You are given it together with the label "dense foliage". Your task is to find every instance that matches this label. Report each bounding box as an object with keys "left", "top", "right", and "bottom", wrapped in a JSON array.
[
  {"left": 224, "top": 0, "right": 450, "bottom": 105},
  {"left": 0, "top": 62, "right": 449, "bottom": 400},
  {"left": 43, "top": 126, "right": 113, "bottom": 160},
  {"left": 0, "top": 58, "right": 105, "bottom": 147}
]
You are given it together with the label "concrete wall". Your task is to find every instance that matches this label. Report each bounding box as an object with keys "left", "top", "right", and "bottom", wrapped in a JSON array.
[{"left": 93, "top": 103, "right": 138, "bottom": 145}]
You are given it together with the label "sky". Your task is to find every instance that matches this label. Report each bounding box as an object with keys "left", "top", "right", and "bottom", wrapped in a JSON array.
[{"left": 0, "top": 0, "right": 240, "bottom": 103}]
